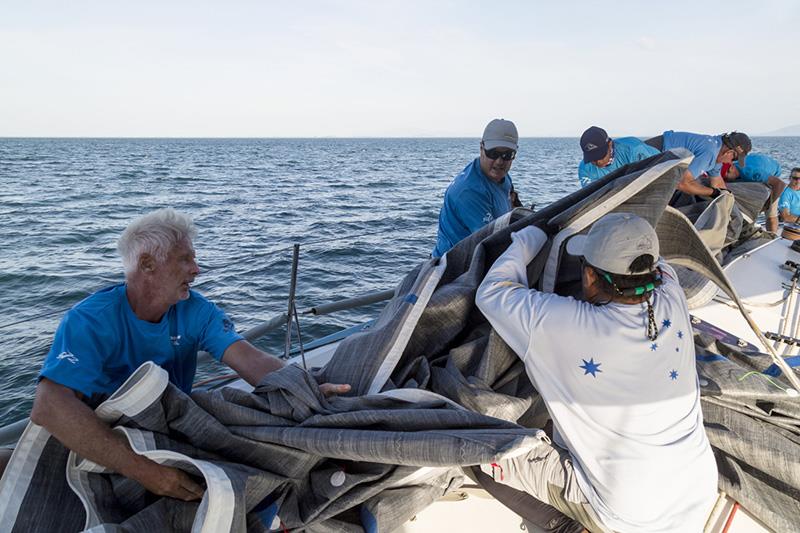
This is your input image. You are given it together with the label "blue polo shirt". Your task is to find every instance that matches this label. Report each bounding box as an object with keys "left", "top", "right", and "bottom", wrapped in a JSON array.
[
  {"left": 578, "top": 137, "right": 660, "bottom": 187},
  {"left": 735, "top": 153, "right": 781, "bottom": 183},
  {"left": 779, "top": 187, "right": 800, "bottom": 217},
  {"left": 432, "top": 158, "right": 513, "bottom": 258},
  {"left": 662, "top": 131, "right": 723, "bottom": 178},
  {"left": 40, "top": 284, "right": 243, "bottom": 404}
]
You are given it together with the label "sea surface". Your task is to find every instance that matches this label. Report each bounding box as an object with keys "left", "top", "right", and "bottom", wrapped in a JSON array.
[{"left": 1, "top": 137, "right": 799, "bottom": 424}]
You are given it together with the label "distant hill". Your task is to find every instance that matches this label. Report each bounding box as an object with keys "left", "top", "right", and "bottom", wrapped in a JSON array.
[{"left": 760, "top": 124, "right": 800, "bottom": 136}]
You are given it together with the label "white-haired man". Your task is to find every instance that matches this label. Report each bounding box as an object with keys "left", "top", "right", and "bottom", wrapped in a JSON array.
[
  {"left": 26, "top": 208, "right": 350, "bottom": 501},
  {"left": 475, "top": 213, "right": 717, "bottom": 532}
]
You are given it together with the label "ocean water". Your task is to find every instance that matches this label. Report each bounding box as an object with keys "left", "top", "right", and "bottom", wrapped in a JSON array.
[{"left": 1, "top": 137, "right": 799, "bottom": 424}]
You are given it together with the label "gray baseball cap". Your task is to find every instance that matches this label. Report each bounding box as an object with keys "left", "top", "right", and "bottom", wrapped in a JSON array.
[
  {"left": 482, "top": 119, "right": 519, "bottom": 151},
  {"left": 566, "top": 213, "right": 659, "bottom": 275}
]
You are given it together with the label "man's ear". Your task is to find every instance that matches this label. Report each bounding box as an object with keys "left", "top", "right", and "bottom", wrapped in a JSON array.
[
  {"left": 583, "top": 264, "right": 597, "bottom": 285},
  {"left": 139, "top": 253, "right": 156, "bottom": 273}
]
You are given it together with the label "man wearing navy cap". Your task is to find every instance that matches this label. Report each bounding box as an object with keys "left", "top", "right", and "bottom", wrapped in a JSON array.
[
  {"left": 432, "top": 119, "right": 521, "bottom": 258},
  {"left": 577, "top": 126, "right": 660, "bottom": 187}
]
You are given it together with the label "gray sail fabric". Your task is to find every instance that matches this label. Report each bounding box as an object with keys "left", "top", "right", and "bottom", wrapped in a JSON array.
[
  {"left": 0, "top": 362, "right": 545, "bottom": 532},
  {"left": 693, "top": 333, "right": 800, "bottom": 533},
  {"left": 670, "top": 193, "right": 733, "bottom": 309},
  {"left": 726, "top": 181, "right": 772, "bottom": 225}
]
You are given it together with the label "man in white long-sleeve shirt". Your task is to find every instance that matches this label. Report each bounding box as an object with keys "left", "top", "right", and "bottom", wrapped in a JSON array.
[{"left": 475, "top": 213, "right": 718, "bottom": 533}]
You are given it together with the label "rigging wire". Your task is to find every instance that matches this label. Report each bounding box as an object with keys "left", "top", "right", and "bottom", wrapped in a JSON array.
[
  {"left": 202, "top": 227, "right": 396, "bottom": 272},
  {"left": 0, "top": 224, "right": 424, "bottom": 331}
]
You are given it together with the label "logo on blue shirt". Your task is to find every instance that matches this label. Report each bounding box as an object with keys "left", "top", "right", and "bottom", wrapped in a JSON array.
[{"left": 56, "top": 351, "right": 79, "bottom": 364}]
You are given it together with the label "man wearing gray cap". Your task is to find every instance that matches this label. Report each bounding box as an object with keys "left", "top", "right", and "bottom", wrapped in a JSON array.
[
  {"left": 432, "top": 119, "right": 521, "bottom": 258},
  {"left": 475, "top": 213, "right": 717, "bottom": 532}
]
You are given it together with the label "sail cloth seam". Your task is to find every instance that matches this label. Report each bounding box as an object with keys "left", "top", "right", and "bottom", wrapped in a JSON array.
[
  {"left": 386, "top": 467, "right": 444, "bottom": 489},
  {"left": 95, "top": 361, "right": 169, "bottom": 423},
  {"left": 367, "top": 255, "right": 448, "bottom": 395},
  {"left": 69, "top": 376, "right": 237, "bottom": 533},
  {"left": 365, "top": 211, "right": 513, "bottom": 395},
  {"left": 71, "top": 429, "right": 157, "bottom": 474},
  {"left": 377, "top": 389, "right": 468, "bottom": 411},
  {"left": 136, "top": 452, "right": 235, "bottom": 533},
  {"left": 65, "top": 368, "right": 172, "bottom": 531},
  {"left": 72, "top": 443, "right": 237, "bottom": 533},
  {"left": 542, "top": 152, "right": 693, "bottom": 292},
  {"left": 65, "top": 447, "right": 103, "bottom": 530},
  {"left": 0, "top": 423, "right": 52, "bottom": 531}
]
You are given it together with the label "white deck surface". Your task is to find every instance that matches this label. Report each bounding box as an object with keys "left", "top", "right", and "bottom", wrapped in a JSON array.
[{"left": 693, "top": 238, "right": 800, "bottom": 357}]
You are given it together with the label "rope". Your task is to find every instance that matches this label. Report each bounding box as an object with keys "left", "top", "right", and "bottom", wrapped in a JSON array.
[
  {"left": 737, "top": 370, "right": 800, "bottom": 396},
  {"left": 645, "top": 294, "right": 659, "bottom": 341}
]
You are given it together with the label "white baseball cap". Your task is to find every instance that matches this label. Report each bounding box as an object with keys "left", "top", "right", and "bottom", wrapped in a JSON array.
[{"left": 566, "top": 213, "right": 659, "bottom": 275}]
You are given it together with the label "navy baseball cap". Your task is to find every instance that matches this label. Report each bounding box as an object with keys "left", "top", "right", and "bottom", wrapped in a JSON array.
[
  {"left": 722, "top": 131, "right": 752, "bottom": 167},
  {"left": 580, "top": 126, "right": 610, "bottom": 163}
]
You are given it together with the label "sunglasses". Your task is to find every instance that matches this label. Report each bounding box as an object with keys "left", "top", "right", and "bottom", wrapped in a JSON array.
[
  {"left": 484, "top": 147, "right": 516, "bottom": 161},
  {"left": 791, "top": 176, "right": 800, "bottom": 181}
]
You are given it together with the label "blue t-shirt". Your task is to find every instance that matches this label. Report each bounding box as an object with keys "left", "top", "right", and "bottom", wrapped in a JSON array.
[
  {"left": 40, "top": 284, "right": 243, "bottom": 403},
  {"left": 662, "top": 130, "right": 723, "bottom": 178},
  {"left": 432, "top": 158, "right": 513, "bottom": 258},
  {"left": 577, "top": 137, "right": 660, "bottom": 187},
  {"left": 778, "top": 187, "right": 800, "bottom": 217},
  {"left": 735, "top": 153, "right": 781, "bottom": 183}
]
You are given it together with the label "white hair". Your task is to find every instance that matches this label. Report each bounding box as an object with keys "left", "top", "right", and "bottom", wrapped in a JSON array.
[{"left": 118, "top": 208, "right": 197, "bottom": 274}]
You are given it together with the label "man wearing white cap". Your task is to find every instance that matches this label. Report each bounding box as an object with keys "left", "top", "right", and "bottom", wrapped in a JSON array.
[
  {"left": 432, "top": 118, "right": 521, "bottom": 258},
  {"left": 475, "top": 213, "right": 717, "bottom": 532}
]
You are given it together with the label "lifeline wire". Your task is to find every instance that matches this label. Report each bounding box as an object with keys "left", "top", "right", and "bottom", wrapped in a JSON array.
[{"left": 0, "top": 225, "right": 416, "bottom": 331}]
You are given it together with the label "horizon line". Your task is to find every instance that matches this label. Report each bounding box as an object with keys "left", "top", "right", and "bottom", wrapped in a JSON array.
[{"left": 2, "top": 134, "right": 799, "bottom": 140}]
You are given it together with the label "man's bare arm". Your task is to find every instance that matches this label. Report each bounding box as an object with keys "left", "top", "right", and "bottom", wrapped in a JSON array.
[
  {"left": 31, "top": 378, "right": 204, "bottom": 501},
  {"left": 780, "top": 208, "right": 800, "bottom": 224},
  {"left": 708, "top": 175, "right": 727, "bottom": 189},
  {"left": 221, "top": 339, "right": 350, "bottom": 395},
  {"left": 676, "top": 169, "right": 717, "bottom": 197},
  {"left": 220, "top": 339, "right": 285, "bottom": 386}
]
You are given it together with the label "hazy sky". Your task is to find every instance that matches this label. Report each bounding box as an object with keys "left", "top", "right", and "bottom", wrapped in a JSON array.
[{"left": 2, "top": 0, "right": 798, "bottom": 137}]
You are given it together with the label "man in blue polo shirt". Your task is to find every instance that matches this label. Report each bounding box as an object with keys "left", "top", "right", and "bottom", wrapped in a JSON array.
[
  {"left": 432, "top": 119, "right": 520, "bottom": 258},
  {"left": 779, "top": 168, "right": 800, "bottom": 223},
  {"left": 722, "top": 153, "right": 785, "bottom": 232},
  {"left": 645, "top": 130, "right": 752, "bottom": 200},
  {"left": 24, "top": 208, "right": 350, "bottom": 501},
  {"left": 577, "top": 126, "right": 660, "bottom": 187}
]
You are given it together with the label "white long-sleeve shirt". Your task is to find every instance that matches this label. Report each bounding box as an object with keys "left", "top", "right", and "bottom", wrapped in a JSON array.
[{"left": 476, "top": 226, "right": 717, "bottom": 533}]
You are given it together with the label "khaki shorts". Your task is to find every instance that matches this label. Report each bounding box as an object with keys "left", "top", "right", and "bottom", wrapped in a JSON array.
[{"left": 481, "top": 440, "right": 611, "bottom": 533}]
